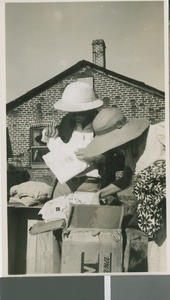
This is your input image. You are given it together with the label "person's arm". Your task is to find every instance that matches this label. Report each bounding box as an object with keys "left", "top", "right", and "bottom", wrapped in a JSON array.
[
  {"left": 91, "top": 166, "right": 133, "bottom": 204},
  {"left": 99, "top": 166, "right": 133, "bottom": 197},
  {"left": 41, "top": 114, "right": 75, "bottom": 144},
  {"left": 75, "top": 149, "right": 105, "bottom": 164}
]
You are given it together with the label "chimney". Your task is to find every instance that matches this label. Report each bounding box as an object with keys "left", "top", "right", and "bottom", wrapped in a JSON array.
[{"left": 92, "top": 39, "right": 106, "bottom": 68}]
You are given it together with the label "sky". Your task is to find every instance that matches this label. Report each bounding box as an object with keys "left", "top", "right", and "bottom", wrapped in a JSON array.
[{"left": 5, "top": 1, "right": 165, "bottom": 103}]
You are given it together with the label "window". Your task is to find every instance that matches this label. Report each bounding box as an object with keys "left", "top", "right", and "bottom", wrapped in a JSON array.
[{"left": 30, "top": 126, "right": 49, "bottom": 166}]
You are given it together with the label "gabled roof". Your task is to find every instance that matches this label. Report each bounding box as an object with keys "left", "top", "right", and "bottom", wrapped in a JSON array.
[{"left": 6, "top": 60, "right": 164, "bottom": 111}]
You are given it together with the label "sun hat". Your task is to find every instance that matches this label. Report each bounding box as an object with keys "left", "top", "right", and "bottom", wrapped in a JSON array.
[
  {"left": 54, "top": 81, "right": 103, "bottom": 112},
  {"left": 83, "top": 107, "right": 150, "bottom": 157}
]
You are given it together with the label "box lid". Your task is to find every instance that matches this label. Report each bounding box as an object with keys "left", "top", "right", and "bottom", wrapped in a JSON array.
[
  {"left": 29, "top": 219, "right": 65, "bottom": 235},
  {"left": 67, "top": 205, "right": 124, "bottom": 230}
]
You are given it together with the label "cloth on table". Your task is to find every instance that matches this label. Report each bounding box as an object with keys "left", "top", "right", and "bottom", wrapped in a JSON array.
[
  {"left": 38, "top": 192, "right": 96, "bottom": 225},
  {"left": 9, "top": 181, "right": 53, "bottom": 206}
]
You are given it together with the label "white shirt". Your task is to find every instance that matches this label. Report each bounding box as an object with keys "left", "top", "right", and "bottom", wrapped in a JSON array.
[
  {"left": 135, "top": 122, "right": 165, "bottom": 174},
  {"left": 124, "top": 122, "right": 165, "bottom": 175}
]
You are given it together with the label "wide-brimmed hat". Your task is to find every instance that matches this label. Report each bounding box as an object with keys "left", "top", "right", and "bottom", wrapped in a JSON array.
[
  {"left": 54, "top": 81, "right": 103, "bottom": 112},
  {"left": 83, "top": 108, "right": 150, "bottom": 157}
]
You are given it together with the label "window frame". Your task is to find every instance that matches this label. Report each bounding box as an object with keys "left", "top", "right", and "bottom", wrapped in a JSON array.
[{"left": 30, "top": 125, "right": 49, "bottom": 168}]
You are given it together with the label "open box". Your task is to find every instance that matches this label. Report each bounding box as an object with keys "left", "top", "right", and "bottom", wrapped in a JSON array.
[
  {"left": 29, "top": 204, "right": 124, "bottom": 274},
  {"left": 61, "top": 204, "right": 124, "bottom": 273}
]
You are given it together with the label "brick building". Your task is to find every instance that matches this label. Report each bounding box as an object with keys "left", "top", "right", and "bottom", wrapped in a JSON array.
[{"left": 6, "top": 39, "right": 165, "bottom": 187}]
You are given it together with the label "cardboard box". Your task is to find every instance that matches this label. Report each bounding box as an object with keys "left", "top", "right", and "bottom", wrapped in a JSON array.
[
  {"left": 61, "top": 205, "right": 124, "bottom": 273},
  {"left": 67, "top": 205, "right": 124, "bottom": 229}
]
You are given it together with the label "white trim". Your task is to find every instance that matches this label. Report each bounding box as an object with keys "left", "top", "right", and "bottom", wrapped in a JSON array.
[{"left": 104, "top": 275, "right": 111, "bottom": 300}]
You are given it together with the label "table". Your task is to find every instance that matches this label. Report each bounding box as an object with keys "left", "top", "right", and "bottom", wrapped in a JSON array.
[{"left": 8, "top": 204, "right": 61, "bottom": 275}]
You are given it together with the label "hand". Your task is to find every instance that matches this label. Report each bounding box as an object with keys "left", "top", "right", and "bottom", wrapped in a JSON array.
[
  {"left": 99, "top": 195, "right": 115, "bottom": 205},
  {"left": 75, "top": 148, "right": 94, "bottom": 163},
  {"left": 41, "top": 124, "right": 58, "bottom": 143},
  {"left": 75, "top": 149, "right": 104, "bottom": 163},
  {"left": 91, "top": 191, "right": 116, "bottom": 205}
]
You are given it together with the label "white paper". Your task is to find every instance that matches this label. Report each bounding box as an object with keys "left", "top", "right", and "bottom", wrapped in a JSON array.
[{"left": 43, "top": 137, "right": 89, "bottom": 183}]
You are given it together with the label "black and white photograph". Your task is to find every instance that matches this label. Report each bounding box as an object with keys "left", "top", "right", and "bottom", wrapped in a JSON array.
[{"left": 1, "top": 0, "right": 168, "bottom": 277}]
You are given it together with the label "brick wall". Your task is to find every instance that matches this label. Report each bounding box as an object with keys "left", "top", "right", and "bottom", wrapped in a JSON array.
[
  {"left": 7, "top": 66, "right": 164, "bottom": 185},
  {"left": 93, "top": 71, "right": 164, "bottom": 123}
]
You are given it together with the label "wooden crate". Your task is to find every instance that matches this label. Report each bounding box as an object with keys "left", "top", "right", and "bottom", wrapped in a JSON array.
[
  {"left": 8, "top": 205, "right": 61, "bottom": 274},
  {"left": 27, "top": 220, "right": 61, "bottom": 274}
]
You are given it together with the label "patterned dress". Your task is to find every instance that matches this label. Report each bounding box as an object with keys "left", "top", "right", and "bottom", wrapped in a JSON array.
[{"left": 133, "top": 160, "right": 166, "bottom": 240}]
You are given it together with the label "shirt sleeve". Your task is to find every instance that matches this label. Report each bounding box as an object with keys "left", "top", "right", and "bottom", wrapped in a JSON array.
[
  {"left": 113, "top": 165, "right": 134, "bottom": 190},
  {"left": 110, "top": 145, "right": 136, "bottom": 190},
  {"left": 122, "top": 145, "right": 137, "bottom": 173}
]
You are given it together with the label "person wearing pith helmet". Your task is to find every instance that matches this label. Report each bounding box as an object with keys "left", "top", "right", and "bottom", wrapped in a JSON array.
[
  {"left": 41, "top": 81, "right": 104, "bottom": 197},
  {"left": 54, "top": 81, "right": 103, "bottom": 112}
]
